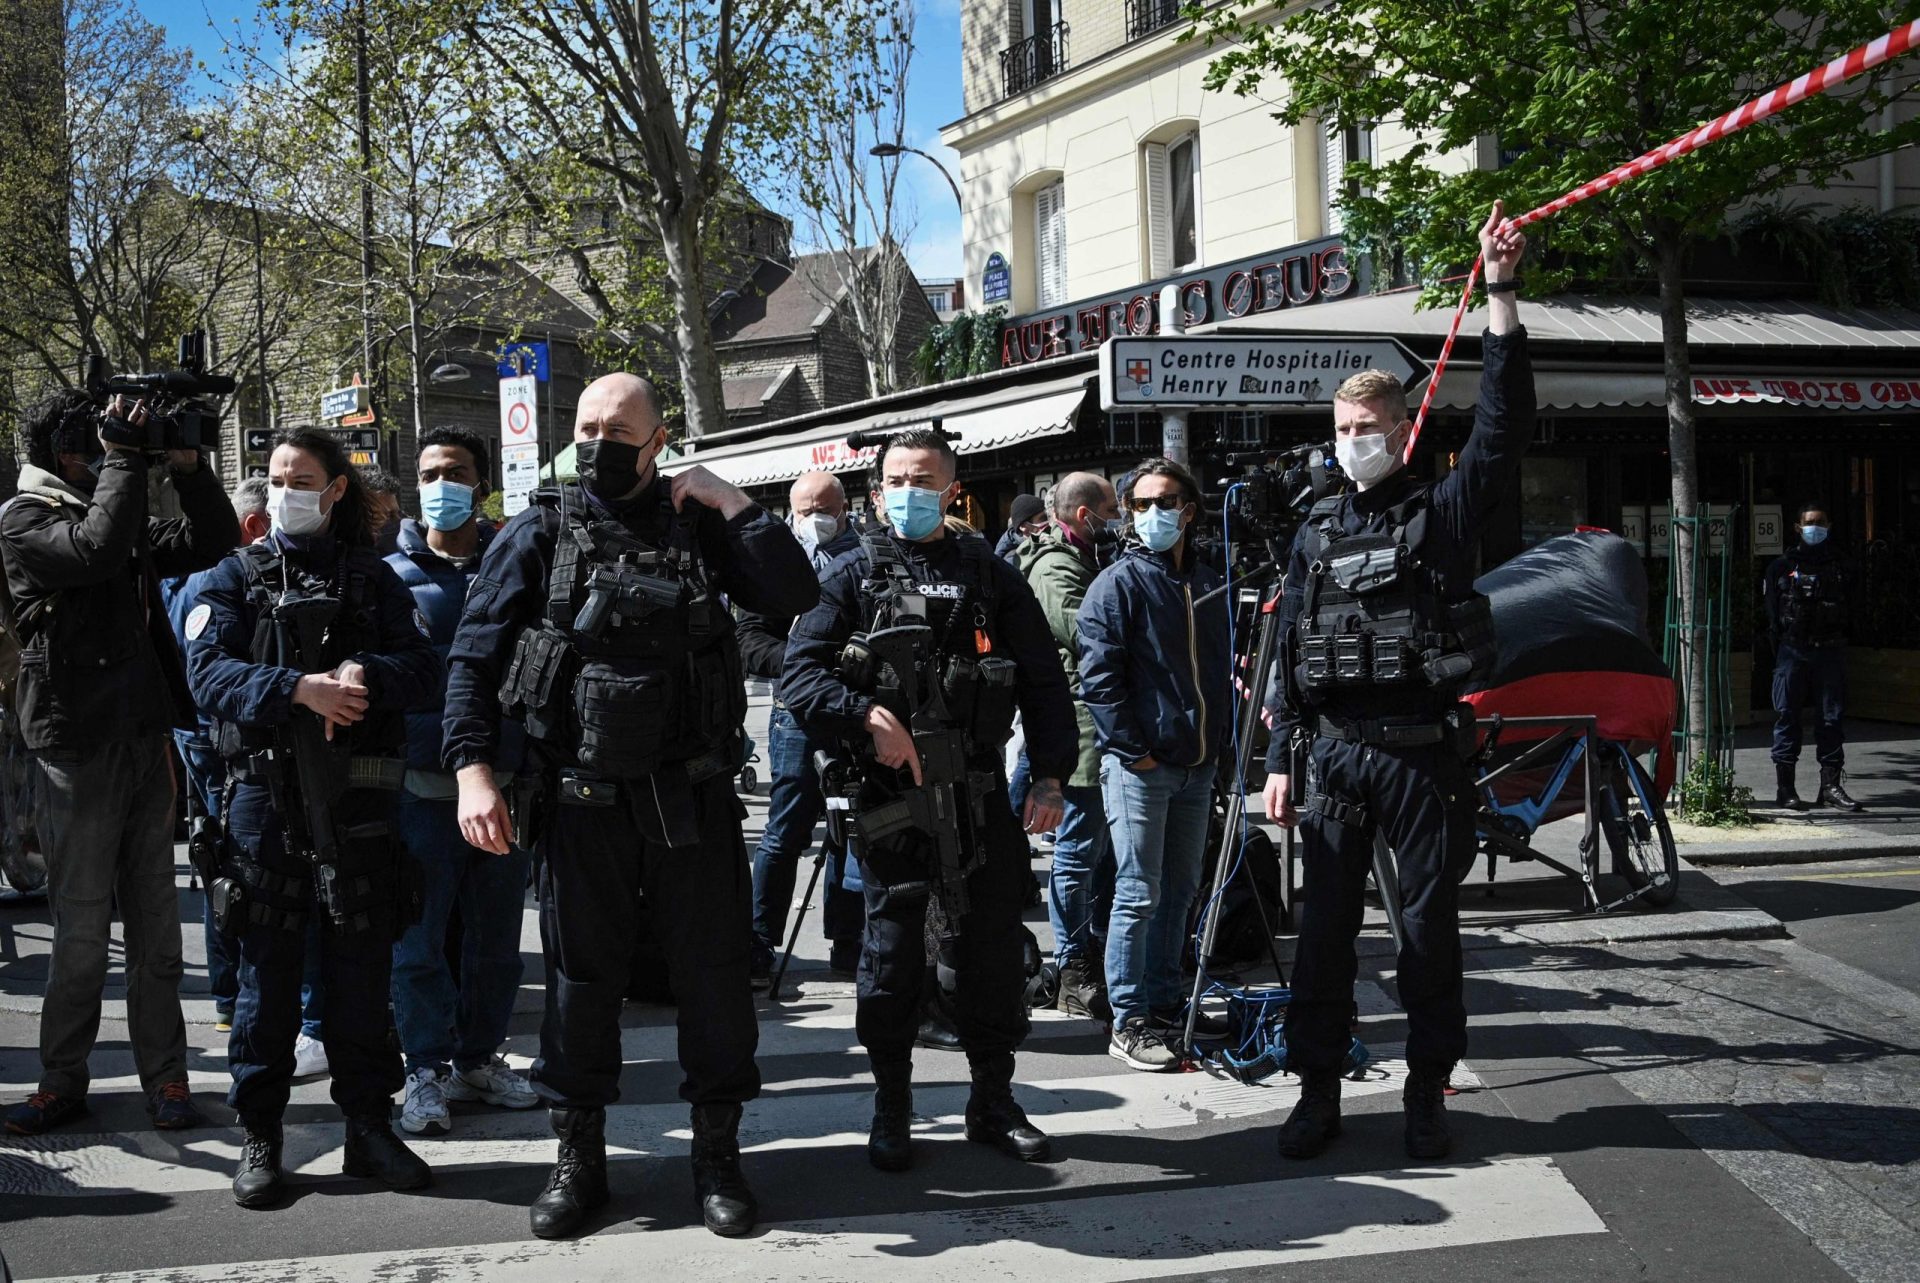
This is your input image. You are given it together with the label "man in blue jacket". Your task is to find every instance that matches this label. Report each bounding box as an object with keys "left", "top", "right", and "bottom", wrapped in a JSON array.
[
  {"left": 1077, "top": 458, "right": 1231, "bottom": 1072},
  {"left": 386, "top": 427, "right": 537, "bottom": 1139}
]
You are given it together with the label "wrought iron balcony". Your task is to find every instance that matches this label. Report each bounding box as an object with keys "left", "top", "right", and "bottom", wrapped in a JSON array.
[
  {"left": 1000, "top": 20, "right": 1069, "bottom": 99},
  {"left": 1127, "top": 0, "right": 1184, "bottom": 41}
]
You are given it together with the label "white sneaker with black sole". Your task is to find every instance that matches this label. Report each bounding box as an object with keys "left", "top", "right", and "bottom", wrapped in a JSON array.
[
  {"left": 292, "top": 1032, "right": 329, "bottom": 1079},
  {"left": 400, "top": 1066, "right": 451, "bottom": 1136},
  {"left": 1109, "top": 1017, "right": 1181, "bottom": 1072},
  {"left": 444, "top": 1055, "right": 538, "bottom": 1109}
]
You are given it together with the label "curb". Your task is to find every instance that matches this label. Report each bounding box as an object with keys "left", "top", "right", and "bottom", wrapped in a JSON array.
[{"left": 1677, "top": 836, "right": 1920, "bottom": 866}]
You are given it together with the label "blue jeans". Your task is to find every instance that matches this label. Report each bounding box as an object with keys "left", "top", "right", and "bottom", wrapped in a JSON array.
[
  {"left": 1009, "top": 747, "right": 1033, "bottom": 817},
  {"left": 750, "top": 708, "right": 864, "bottom": 950},
  {"left": 1101, "top": 756, "right": 1213, "bottom": 1029},
  {"left": 391, "top": 789, "right": 531, "bottom": 1073},
  {"left": 1046, "top": 784, "right": 1113, "bottom": 965}
]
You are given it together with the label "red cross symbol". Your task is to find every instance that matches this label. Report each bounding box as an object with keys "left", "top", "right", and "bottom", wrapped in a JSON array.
[{"left": 1126, "top": 360, "right": 1152, "bottom": 384}]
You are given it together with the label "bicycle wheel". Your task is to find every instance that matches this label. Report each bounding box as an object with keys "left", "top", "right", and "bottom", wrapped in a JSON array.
[{"left": 1599, "top": 748, "right": 1679, "bottom": 908}]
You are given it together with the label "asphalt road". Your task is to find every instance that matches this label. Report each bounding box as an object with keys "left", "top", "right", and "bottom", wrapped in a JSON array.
[{"left": 1712, "top": 856, "right": 1920, "bottom": 997}]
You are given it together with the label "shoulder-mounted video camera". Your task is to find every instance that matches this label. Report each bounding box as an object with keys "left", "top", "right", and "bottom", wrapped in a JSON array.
[
  {"left": 1204, "top": 441, "right": 1341, "bottom": 555},
  {"left": 85, "top": 329, "right": 235, "bottom": 452}
]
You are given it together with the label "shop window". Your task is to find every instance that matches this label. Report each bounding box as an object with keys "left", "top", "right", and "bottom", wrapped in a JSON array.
[
  {"left": 1034, "top": 179, "right": 1068, "bottom": 307},
  {"left": 1144, "top": 132, "right": 1200, "bottom": 277},
  {"left": 1520, "top": 456, "right": 1588, "bottom": 548},
  {"left": 1109, "top": 410, "right": 1160, "bottom": 453},
  {"left": 1325, "top": 122, "right": 1375, "bottom": 235}
]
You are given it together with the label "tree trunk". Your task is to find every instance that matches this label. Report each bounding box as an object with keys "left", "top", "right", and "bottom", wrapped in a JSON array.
[
  {"left": 657, "top": 203, "right": 728, "bottom": 440},
  {"left": 1655, "top": 226, "right": 1708, "bottom": 781}
]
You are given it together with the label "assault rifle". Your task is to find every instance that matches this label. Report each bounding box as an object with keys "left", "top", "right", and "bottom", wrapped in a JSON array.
[{"left": 264, "top": 593, "right": 355, "bottom": 929}]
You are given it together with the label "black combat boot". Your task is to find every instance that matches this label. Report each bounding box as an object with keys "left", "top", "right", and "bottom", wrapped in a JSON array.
[
  {"left": 530, "top": 1107, "right": 609, "bottom": 1240},
  {"left": 1775, "top": 763, "right": 1806, "bottom": 810},
  {"left": 868, "top": 1061, "right": 915, "bottom": 1172},
  {"left": 343, "top": 1114, "right": 432, "bottom": 1189},
  {"left": 1403, "top": 1065, "right": 1453, "bottom": 1161},
  {"left": 1275, "top": 1069, "right": 1342, "bottom": 1159},
  {"left": 690, "top": 1103, "right": 757, "bottom": 1237},
  {"left": 963, "top": 1052, "right": 1050, "bottom": 1162},
  {"left": 232, "top": 1113, "right": 285, "bottom": 1209},
  {"left": 1818, "top": 765, "right": 1864, "bottom": 812}
]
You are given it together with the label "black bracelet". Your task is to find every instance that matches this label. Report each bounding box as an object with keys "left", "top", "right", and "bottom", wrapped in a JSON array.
[{"left": 1484, "top": 278, "right": 1521, "bottom": 295}]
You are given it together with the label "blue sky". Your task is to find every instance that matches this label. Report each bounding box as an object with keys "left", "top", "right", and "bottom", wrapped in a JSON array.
[{"left": 135, "top": 0, "right": 968, "bottom": 283}]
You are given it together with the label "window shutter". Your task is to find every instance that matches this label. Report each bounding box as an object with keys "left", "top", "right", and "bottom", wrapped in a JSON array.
[
  {"left": 1324, "top": 126, "right": 1346, "bottom": 235},
  {"left": 1144, "top": 142, "right": 1173, "bottom": 278},
  {"left": 1036, "top": 181, "right": 1067, "bottom": 307}
]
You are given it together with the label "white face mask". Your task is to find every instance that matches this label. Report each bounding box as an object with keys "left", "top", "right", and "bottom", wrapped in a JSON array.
[
  {"left": 267, "top": 484, "right": 330, "bottom": 537},
  {"left": 1335, "top": 426, "right": 1405, "bottom": 488},
  {"left": 793, "top": 511, "right": 842, "bottom": 550}
]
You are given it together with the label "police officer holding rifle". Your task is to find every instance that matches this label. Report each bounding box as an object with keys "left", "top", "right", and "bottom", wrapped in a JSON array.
[
  {"left": 782, "top": 426, "right": 1075, "bottom": 1174},
  {"left": 186, "top": 429, "right": 442, "bottom": 1208},
  {"left": 1262, "top": 203, "right": 1533, "bottom": 1162},
  {"left": 443, "top": 373, "right": 817, "bottom": 1242}
]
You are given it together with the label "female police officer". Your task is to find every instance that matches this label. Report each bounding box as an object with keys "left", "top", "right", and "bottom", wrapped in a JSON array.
[{"left": 186, "top": 429, "right": 441, "bottom": 1209}]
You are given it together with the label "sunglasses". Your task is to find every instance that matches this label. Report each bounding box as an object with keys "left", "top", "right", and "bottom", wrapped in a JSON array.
[{"left": 1125, "top": 494, "right": 1190, "bottom": 514}]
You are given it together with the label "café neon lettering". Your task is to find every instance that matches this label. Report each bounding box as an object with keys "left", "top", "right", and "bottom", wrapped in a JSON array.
[{"left": 1000, "top": 240, "right": 1358, "bottom": 369}]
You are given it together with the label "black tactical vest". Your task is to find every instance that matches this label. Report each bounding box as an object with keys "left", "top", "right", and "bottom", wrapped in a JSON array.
[
  {"left": 1779, "top": 556, "right": 1848, "bottom": 646},
  {"left": 500, "top": 488, "right": 745, "bottom": 779},
  {"left": 1293, "top": 489, "right": 1495, "bottom": 704}
]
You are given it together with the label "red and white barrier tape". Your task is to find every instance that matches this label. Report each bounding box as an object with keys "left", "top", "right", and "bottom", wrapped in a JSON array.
[{"left": 1406, "top": 17, "right": 1920, "bottom": 454}]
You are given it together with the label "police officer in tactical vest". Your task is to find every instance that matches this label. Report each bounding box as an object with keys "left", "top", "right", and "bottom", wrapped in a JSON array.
[
  {"left": 186, "top": 429, "right": 442, "bottom": 1208},
  {"left": 1262, "top": 204, "right": 1533, "bottom": 1163},
  {"left": 782, "top": 427, "right": 1076, "bottom": 1173},
  {"left": 443, "top": 373, "right": 817, "bottom": 1241},
  {"left": 1765, "top": 503, "right": 1861, "bottom": 811}
]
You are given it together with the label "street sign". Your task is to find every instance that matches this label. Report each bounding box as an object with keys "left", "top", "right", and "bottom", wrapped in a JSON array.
[
  {"left": 1098, "top": 334, "right": 1430, "bottom": 410},
  {"left": 243, "top": 428, "right": 273, "bottom": 455},
  {"left": 329, "top": 428, "right": 380, "bottom": 451},
  {"left": 501, "top": 442, "right": 540, "bottom": 517},
  {"left": 500, "top": 375, "right": 538, "bottom": 449},
  {"left": 496, "top": 341, "right": 552, "bottom": 382},
  {"left": 339, "top": 408, "right": 376, "bottom": 428},
  {"left": 246, "top": 465, "right": 268, "bottom": 479},
  {"left": 348, "top": 450, "right": 376, "bottom": 467},
  {"left": 321, "top": 385, "right": 369, "bottom": 420}
]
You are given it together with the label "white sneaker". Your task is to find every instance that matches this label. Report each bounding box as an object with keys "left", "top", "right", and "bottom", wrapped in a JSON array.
[
  {"left": 400, "top": 1066, "right": 451, "bottom": 1137},
  {"left": 293, "top": 1032, "right": 330, "bottom": 1079},
  {"left": 443, "top": 1055, "right": 538, "bottom": 1109}
]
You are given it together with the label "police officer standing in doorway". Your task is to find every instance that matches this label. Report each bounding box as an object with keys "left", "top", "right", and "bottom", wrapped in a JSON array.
[
  {"left": 187, "top": 430, "right": 442, "bottom": 1208},
  {"left": 444, "top": 373, "right": 817, "bottom": 1241},
  {"left": 782, "top": 427, "right": 1075, "bottom": 1174},
  {"left": 1765, "top": 503, "right": 1862, "bottom": 811},
  {"left": 1262, "top": 203, "right": 1533, "bottom": 1163}
]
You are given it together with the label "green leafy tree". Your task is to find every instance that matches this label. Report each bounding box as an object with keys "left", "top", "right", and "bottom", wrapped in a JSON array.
[{"left": 1195, "top": 0, "right": 1920, "bottom": 770}]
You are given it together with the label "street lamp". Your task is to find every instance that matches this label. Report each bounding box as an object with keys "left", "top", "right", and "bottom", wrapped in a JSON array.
[
  {"left": 870, "top": 141, "right": 963, "bottom": 212},
  {"left": 429, "top": 362, "right": 472, "bottom": 385}
]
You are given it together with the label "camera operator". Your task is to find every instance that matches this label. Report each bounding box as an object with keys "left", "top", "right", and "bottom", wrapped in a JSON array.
[
  {"left": 0, "top": 391, "right": 238, "bottom": 1137},
  {"left": 1012, "top": 472, "right": 1120, "bottom": 1020},
  {"left": 738, "top": 470, "right": 865, "bottom": 985},
  {"left": 782, "top": 427, "right": 1075, "bottom": 1174},
  {"left": 1261, "top": 203, "right": 1533, "bottom": 1163},
  {"left": 444, "top": 372, "right": 817, "bottom": 1241}
]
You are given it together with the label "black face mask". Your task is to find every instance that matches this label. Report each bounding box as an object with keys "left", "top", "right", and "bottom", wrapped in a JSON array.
[{"left": 575, "top": 437, "right": 647, "bottom": 502}]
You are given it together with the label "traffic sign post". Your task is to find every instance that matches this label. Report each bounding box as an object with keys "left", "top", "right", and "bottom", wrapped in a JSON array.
[
  {"left": 501, "top": 443, "right": 540, "bottom": 517},
  {"left": 499, "top": 375, "right": 538, "bottom": 450},
  {"left": 320, "top": 384, "right": 369, "bottom": 420},
  {"left": 1098, "top": 334, "right": 1430, "bottom": 411}
]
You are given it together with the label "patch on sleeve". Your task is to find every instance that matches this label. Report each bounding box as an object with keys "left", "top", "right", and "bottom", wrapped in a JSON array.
[
  {"left": 184, "top": 603, "right": 213, "bottom": 641},
  {"left": 414, "top": 608, "right": 433, "bottom": 639}
]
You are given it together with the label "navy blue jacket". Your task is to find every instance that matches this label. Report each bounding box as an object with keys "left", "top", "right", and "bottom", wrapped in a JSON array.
[
  {"left": 442, "top": 480, "right": 818, "bottom": 772},
  {"left": 385, "top": 519, "right": 527, "bottom": 775},
  {"left": 1078, "top": 542, "right": 1233, "bottom": 769},
  {"left": 1265, "top": 325, "right": 1536, "bottom": 770},
  {"left": 186, "top": 530, "right": 442, "bottom": 749},
  {"left": 736, "top": 521, "right": 861, "bottom": 680},
  {"left": 781, "top": 528, "right": 1078, "bottom": 784}
]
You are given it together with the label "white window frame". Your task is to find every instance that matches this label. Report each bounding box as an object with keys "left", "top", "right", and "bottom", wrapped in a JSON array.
[
  {"left": 1324, "top": 122, "right": 1376, "bottom": 235},
  {"left": 1144, "top": 130, "right": 1203, "bottom": 277},
  {"left": 1034, "top": 179, "right": 1069, "bottom": 308}
]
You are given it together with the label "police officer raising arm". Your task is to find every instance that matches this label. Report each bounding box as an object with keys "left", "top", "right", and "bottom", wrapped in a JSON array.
[
  {"left": 1262, "top": 202, "right": 1533, "bottom": 1164},
  {"left": 442, "top": 373, "right": 816, "bottom": 1243},
  {"left": 780, "top": 428, "right": 1074, "bottom": 1177},
  {"left": 185, "top": 430, "right": 441, "bottom": 1209}
]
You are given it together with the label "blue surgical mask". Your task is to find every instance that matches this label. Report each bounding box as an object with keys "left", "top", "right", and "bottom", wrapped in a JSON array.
[
  {"left": 884, "top": 486, "right": 947, "bottom": 540},
  {"left": 419, "top": 479, "right": 476, "bottom": 532},
  {"left": 1134, "top": 504, "right": 1186, "bottom": 553},
  {"left": 1801, "top": 524, "right": 1829, "bottom": 546}
]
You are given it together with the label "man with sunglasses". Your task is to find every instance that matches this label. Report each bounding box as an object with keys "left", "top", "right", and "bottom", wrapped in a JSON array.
[
  {"left": 782, "top": 427, "right": 1075, "bottom": 1174},
  {"left": 1261, "top": 203, "right": 1533, "bottom": 1163},
  {"left": 1077, "top": 460, "right": 1232, "bottom": 1070}
]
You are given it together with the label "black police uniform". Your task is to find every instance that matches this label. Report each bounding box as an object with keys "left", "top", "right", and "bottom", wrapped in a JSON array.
[
  {"left": 441, "top": 476, "right": 816, "bottom": 1237},
  {"left": 781, "top": 525, "right": 1075, "bottom": 1169},
  {"left": 1266, "top": 326, "right": 1535, "bottom": 1158},
  {"left": 1764, "top": 535, "right": 1857, "bottom": 808},
  {"left": 186, "top": 528, "right": 441, "bottom": 1202}
]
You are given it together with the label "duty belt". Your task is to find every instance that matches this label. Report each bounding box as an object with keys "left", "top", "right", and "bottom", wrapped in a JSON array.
[
  {"left": 1316, "top": 715, "right": 1449, "bottom": 748},
  {"left": 232, "top": 753, "right": 407, "bottom": 791}
]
